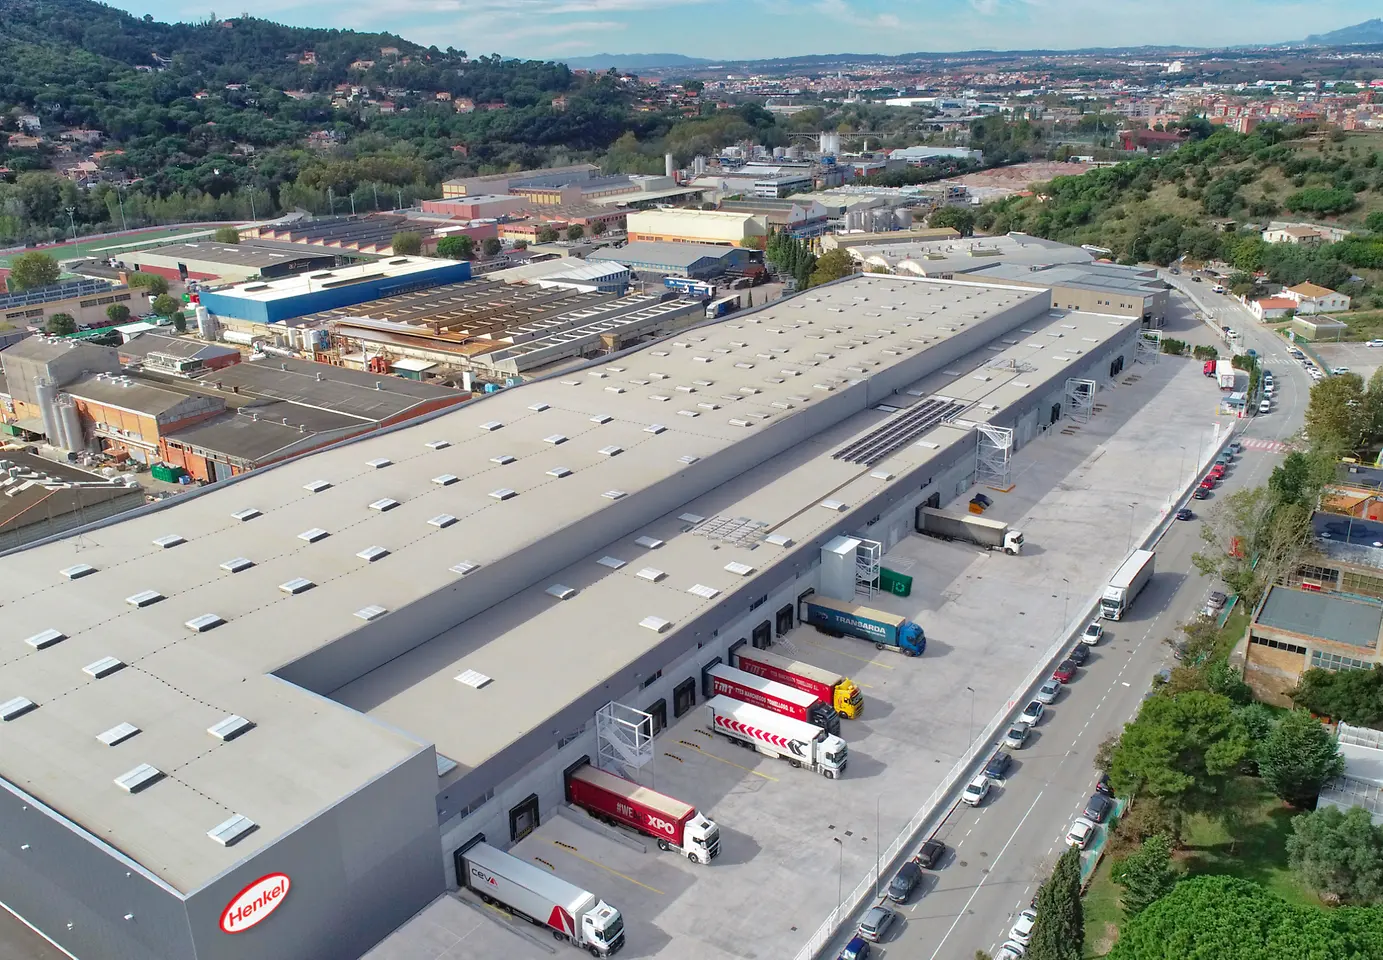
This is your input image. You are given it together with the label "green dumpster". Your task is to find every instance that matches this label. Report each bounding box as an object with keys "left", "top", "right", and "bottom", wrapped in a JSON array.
[{"left": 879, "top": 567, "right": 913, "bottom": 597}]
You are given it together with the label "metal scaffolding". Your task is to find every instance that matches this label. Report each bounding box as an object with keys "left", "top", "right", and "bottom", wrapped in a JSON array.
[
  {"left": 975, "top": 422, "right": 1014, "bottom": 489},
  {"left": 855, "top": 538, "right": 882, "bottom": 599},
  {"left": 1064, "top": 377, "right": 1097, "bottom": 423},
  {"left": 1134, "top": 330, "right": 1162, "bottom": 365},
  {"left": 595, "top": 701, "right": 654, "bottom": 782}
]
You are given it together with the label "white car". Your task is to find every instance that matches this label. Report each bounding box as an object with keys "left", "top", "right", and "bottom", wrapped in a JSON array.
[
  {"left": 1010, "top": 908, "right": 1038, "bottom": 945},
  {"left": 1369, "top": 340, "right": 1383, "bottom": 348},
  {"left": 961, "top": 774, "right": 991, "bottom": 807},
  {"left": 996, "top": 940, "right": 1027, "bottom": 959},
  {"left": 1333, "top": 366, "right": 1351, "bottom": 375},
  {"left": 1020, "top": 700, "right": 1046, "bottom": 725},
  {"left": 1259, "top": 399, "right": 1271, "bottom": 414},
  {"left": 1081, "top": 621, "right": 1104, "bottom": 645},
  {"left": 1066, "top": 817, "right": 1097, "bottom": 848}
]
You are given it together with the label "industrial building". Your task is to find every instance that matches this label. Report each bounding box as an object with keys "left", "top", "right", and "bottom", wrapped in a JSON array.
[
  {"left": 846, "top": 232, "right": 1094, "bottom": 278},
  {"left": 199, "top": 257, "right": 472, "bottom": 327},
  {"left": 0, "top": 279, "right": 138, "bottom": 333},
  {"left": 128, "top": 242, "right": 337, "bottom": 284},
  {"left": 718, "top": 198, "right": 831, "bottom": 239},
  {"left": 0, "top": 448, "right": 146, "bottom": 552},
  {"left": 0, "top": 273, "right": 1141, "bottom": 960},
  {"left": 625, "top": 209, "right": 769, "bottom": 247},
  {"left": 117, "top": 333, "right": 242, "bottom": 375},
  {"left": 440, "top": 163, "right": 600, "bottom": 198},
  {"left": 587, "top": 241, "right": 756, "bottom": 281},
  {"left": 484, "top": 259, "right": 631, "bottom": 295},
  {"left": 962, "top": 261, "right": 1170, "bottom": 326}
]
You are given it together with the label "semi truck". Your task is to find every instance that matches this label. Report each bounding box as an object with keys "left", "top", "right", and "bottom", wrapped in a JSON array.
[
  {"left": 457, "top": 841, "right": 626, "bottom": 956},
  {"left": 1216, "top": 360, "right": 1237, "bottom": 390},
  {"left": 800, "top": 594, "right": 926, "bottom": 657},
  {"left": 915, "top": 506, "right": 1024, "bottom": 555},
  {"left": 705, "top": 695, "right": 847, "bottom": 778},
  {"left": 1101, "top": 549, "right": 1156, "bottom": 621},
  {"left": 704, "top": 661, "right": 840, "bottom": 734},
  {"left": 705, "top": 293, "right": 742, "bottom": 319},
  {"left": 730, "top": 646, "right": 863, "bottom": 719},
  {"left": 565, "top": 762, "right": 721, "bottom": 864}
]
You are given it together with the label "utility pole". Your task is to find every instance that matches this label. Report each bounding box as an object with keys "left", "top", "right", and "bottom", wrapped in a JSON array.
[
  {"left": 328, "top": 187, "right": 335, "bottom": 215},
  {"left": 248, "top": 186, "right": 256, "bottom": 222},
  {"left": 65, "top": 206, "right": 77, "bottom": 242},
  {"left": 350, "top": 192, "right": 356, "bottom": 215},
  {"left": 397, "top": 188, "right": 404, "bottom": 210},
  {"left": 116, "top": 189, "right": 128, "bottom": 232},
  {"left": 372, "top": 183, "right": 380, "bottom": 211}
]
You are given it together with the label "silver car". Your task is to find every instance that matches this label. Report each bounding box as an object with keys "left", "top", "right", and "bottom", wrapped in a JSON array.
[
  {"left": 857, "top": 904, "right": 895, "bottom": 943},
  {"left": 1004, "top": 724, "right": 1030, "bottom": 749},
  {"left": 1036, "top": 680, "right": 1061, "bottom": 705}
]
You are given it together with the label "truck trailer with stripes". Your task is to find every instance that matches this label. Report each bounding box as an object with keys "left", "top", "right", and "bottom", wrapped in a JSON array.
[{"left": 704, "top": 695, "right": 847, "bottom": 778}]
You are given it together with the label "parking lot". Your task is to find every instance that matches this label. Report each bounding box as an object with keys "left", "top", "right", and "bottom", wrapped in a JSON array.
[
  {"left": 366, "top": 355, "right": 1234, "bottom": 960},
  {"left": 1312, "top": 340, "right": 1383, "bottom": 382}
]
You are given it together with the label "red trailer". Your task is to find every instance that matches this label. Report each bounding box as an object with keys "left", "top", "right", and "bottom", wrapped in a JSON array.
[
  {"left": 565, "top": 764, "right": 721, "bottom": 864},
  {"left": 703, "top": 662, "right": 840, "bottom": 735},
  {"left": 730, "top": 646, "right": 863, "bottom": 719}
]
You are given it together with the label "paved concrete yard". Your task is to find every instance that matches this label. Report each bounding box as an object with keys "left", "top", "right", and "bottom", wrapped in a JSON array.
[
  {"left": 1313, "top": 341, "right": 1381, "bottom": 382},
  {"left": 362, "top": 356, "right": 1230, "bottom": 960}
]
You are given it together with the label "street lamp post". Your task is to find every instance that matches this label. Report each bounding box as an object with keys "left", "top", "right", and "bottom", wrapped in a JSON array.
[
  {"left": 833, "top": 837, "right": 843, "bottom": 914},
  {"left": 1126, "top": 502, "right": 1138, "bottom": 553},
  {"left": 65, "top": 206, "right": 77, "bottom": 242},
  {"left": 1061, "top": 577, "right": 1071, "bottom": 629},
  {"left": 965, "top": 685, "right": 976, "bottom": 746}
]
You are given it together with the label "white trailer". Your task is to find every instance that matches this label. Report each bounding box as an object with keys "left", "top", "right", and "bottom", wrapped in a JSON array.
[
  {"left": 1101, "top": 549, "right": 1155, "bottom": 621},
  {"left": 1216, "top": 359, "right": 1237, "bottom": 389},
  {"left": 458, "top": 842, "right": 626, "bottom": 956},
  {"left": 705, "top": 695, "right": 848, "bottom": 778},
  {"left": 916, "top": 506, "right": 1024, "bottom": 554}
]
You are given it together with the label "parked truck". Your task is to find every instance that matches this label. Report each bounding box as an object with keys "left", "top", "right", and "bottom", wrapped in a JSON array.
[
  {"left": 1216, "top": 359, "right": 1237, "bottom": 390},
  {"left": 457, "top": 841, "right": 626, "bottom": 955},
  {"left": 705, "top": 695, "right": 847, "bottom": 778},
  {"left": 800, "top": 594, "right": 926, "bottom": 657},
  {"left": 704, "top": 661, "right": 840, "bottom": 735},
  {"left": 705, "top": 293, "right": 742, "bottom": 319},
  {"left": 1101, "top": 549, "right": 1156, "bottom": 621},
  {"left": 730, "top": 645, "right": 863, "bottom": 719},
  {"left": 565, "top": 762, "right": 721, "bottom": 864},
  {"left": 915, "top": 506, "right": 1024, "bottom": 555}
]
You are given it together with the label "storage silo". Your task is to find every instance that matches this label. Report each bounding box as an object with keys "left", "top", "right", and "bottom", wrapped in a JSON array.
[
  {"left": 35, "top": 379, "right": 62, "bottom": 448},
  {"left": 57, "top": 395, "right": 84, "bottom": 452}
]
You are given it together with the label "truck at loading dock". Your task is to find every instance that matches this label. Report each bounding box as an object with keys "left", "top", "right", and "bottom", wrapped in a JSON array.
[
  {"left": 704, "top": 661, "right": 841, "bottom": 735},
  {"left": 458, "top": 840, "right": 626, "bottom": 956},
  {"left": 730, "top": 645, "right": 863, "bottom": 719},
  {"left": 565, "top": 762, "right": 721, "bottom": 864},
  {"left": 915, "top": 505, "right": 1024, "bottom": 554},
  {"left": 1101, "top": 549, "right": 1155, "bottom": 621},
  {"left": 705, "top": 695, "right": 848, "bottom": 778},
  {"left": 800, "top": 594, "right": 926, "bottom": 657}
]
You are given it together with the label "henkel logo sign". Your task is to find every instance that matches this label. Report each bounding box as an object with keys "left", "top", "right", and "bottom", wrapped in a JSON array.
[{"left": 220, "top": 873, "right": 291, "bottom": 934}]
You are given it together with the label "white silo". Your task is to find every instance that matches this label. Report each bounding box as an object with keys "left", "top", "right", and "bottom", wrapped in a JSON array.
[
  {"left": 196, "top": 304, "right": 218, "bottom": 341},
  {"left": 57, "top": 395, "right": 84, "bottom": 452},
  {"left": 664, "top": 153, "right": 675, "bottom": 178},
  {"left": 35, "top": 379, "right": 62, "bottom": 448}
]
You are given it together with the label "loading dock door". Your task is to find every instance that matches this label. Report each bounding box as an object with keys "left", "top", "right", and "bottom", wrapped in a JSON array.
[
  {"left": 508, "top": 794, "right": 540, "bottom": 843},
  {"left": 701, "top": 656, "right": 724, "bottom": 700},
  {"left": 751, "top": 620, "right": 772, "bottom": 649},
  {"left": 673, "top": 677, "right": 696, "bottom": 718},
  {"left": 775, "top": 604, "right": 795, "bottom": 636}
]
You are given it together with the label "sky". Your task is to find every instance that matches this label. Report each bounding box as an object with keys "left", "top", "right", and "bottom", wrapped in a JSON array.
[{"left": 106, "top": 1, "right": 1378, "bottom": 62}]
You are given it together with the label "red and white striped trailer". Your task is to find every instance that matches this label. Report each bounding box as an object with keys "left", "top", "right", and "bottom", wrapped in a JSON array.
[{"left": 704, "top": 695, "right": 847, "bottom": 778}]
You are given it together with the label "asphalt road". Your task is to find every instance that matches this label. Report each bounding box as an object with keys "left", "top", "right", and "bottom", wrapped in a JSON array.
[{"left": 836, "top": 297, "right": 1314, "bottom": 960}]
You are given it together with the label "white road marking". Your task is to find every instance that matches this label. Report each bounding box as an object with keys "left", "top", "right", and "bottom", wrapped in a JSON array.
[
  {"left": 927, "top": 791, "right": 1046, "bottom": 960},
  {"left": 1121, "top": 681, "right": 1131, "bottom": 687}
]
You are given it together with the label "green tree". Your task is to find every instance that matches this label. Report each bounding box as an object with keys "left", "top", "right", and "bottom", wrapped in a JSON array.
[
  {"left": 590, "top": 219, "right": 607, "bottom": 235},
  {"left": 212, "top": 227, "right": 241, "bottom": 244},
  {"left": 172, "top": 311, "right": 187, "bottom": 333},
  {"left": 105, "top": 303, "right": 131, "bottom": 325},
  {"left": 127, "top": 272, "right": 169, "bottom": 297},
  {"left": 1260, "top": 710, "right": 1345, "bottom": 807},
  {"left": 435, "top": 235, "right": 474, "bottom": 260},
  {"left": 1109, "top": 691, "right": 1249, "bottom": 815},
  {"left": 537, "top": 227, "right": 560, "bottom": 243},
  {"left": 1287, "top": 806, "right": 1383, "bottom": 903},
  {"left": 391, "top": 231, "right": 423, "bottom": 256},
  {"left": 806, "top": 249, "right": 854, "bottom": 288},
  {"left": 8, "top": 252, "right": 60, "bottom": 291},
  {"left": 1111, "top": 833, "right": 1179, "bottom": 915},
  {"left": 44, "top": 313, "right": 77, "bottom": 336},
  {"left": 566, "top": 223, "right": 585, "bottom": 241},
  {"left": 1365, "top": 211, "right": 1383, "bottom": 234},
  {"left": 1193, "top": 486, "right": 1314, "bottom": 606},
  {"left": 929, "top": 206, "right": 977, "bottom": 236},
  {"left": 1107, "top": 875, "right": 1383, "bottom": 960},
  {"left": 151, "top": 293, "right": 180, "bottom": 317},
  {"left": 1293, "top": 667, "right": 1383, "bottom": 725},
  {"left": 1305, "top": 372, "right": 1369, "bottom": 450},
  {"left": 1028, "top": 846, "right": 1083, "bottom": 960},
  {"left": 482, "top": 237, "right": 503, "bottom": 257}
]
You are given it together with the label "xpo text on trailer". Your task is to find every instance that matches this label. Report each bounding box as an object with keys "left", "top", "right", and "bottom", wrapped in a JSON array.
[{"left": 565, "top": 762, "right": 721, "bottom": 864}]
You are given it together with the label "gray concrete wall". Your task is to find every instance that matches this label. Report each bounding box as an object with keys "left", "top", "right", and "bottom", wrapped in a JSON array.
[
  {"left": 185, "top": 743, "right": 442, "bottom": 960},
  {"left": 0, "top": 778, "right": 196, "bottom": 960}
]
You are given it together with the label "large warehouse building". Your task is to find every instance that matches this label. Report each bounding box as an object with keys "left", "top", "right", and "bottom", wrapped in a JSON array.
[{"left": 0, "top": 274, "right": 1141, "bottom": 960}]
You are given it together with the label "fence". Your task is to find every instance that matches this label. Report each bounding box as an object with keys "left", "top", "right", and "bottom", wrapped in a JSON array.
[{"left": 796, "top": 413, "right": 1240, "bottom": 960}]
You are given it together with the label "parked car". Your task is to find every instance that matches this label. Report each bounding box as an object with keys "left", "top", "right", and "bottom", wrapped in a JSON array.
[
  {"left": 1053, "top": 659, "right": 1078, "bottom": 683},
  {"left": 1209, "top": 465, "right": 1226, "bottom": 479},
  {"left": 1259, "top": 399, "right": 1271, "bottom": 414},
  {"left": 1083, "top": 793, "right": 1114, "bottom": 823},
  {"left": 996, "top": 942, "right": 1026, "bottom": 960},
  {"left": 1200, "top": 477, "right": 1217, "bottom": 490},
  {"left": 887, "top": 861, "right": 923, "bottom": 903},
  {"left": 857, "top": 905, "right": 895, "bottom": 943},
  {"left": 1010, "top": 908, "right": 1038, "bottom": 946},
  {"left": 1095, "top": 772, "right": 1114, "bottom": 797},
  {"left": 962, "top": 774, "right": 991, "bottom": 807},
  {"left": 838, "top": 937, "right": 871, "bottom": 960},
  {"left": 1333, "top": 366, "right": 1351, "bottom": 375},
  {"left": 1082, "top": 621, "right": 1104, "bottom": 645},
  {"left": 1067, "top": 644, "right": 1090, "bottom": 666},
  {"left": 1020, "top": 700, "right": 1046, "bottom": 725},
  {"left": 915, "top": 838, "right": 947, "bottom": 869},
  {"left": 1194, "top": 487, "right": 1210, "bottom": 500},
  {"left": 1035, "top": 680, "right": 1061, "bottom": 705},
  {"left": 1066, "top": 817, "right": 1097, "bottom": 848},
  {"left": 1229, "top": 440, "right": 1243, "bottom": 454},
  {"left": 1004, "top": 724, "right": 1031, "bottom": 749},
  {"left": 1369, "top": 340, "right": 1383, "bottom": 348},
  {"left": 1176, "top": 507, "right": 1194, "bottom": 521},
  {"left": 1191, "top": 275, "right": 1202, "bottom": 282},
  {"left": 1205, "top": 590, "right": 1227, "bottom": 610},
  {"left": 984, "top": 749, "right": 1014, "bottom": 780}
]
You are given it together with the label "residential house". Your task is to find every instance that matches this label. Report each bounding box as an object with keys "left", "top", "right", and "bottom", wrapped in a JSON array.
[
  {"left": 60, "top": 129, "right": 102, "bottom": 145},
  {"left": 349, "top": 59, "right": 376, "bottom": 71},
  {"left": 1249, "top": 296, "right": 1297, "bottom": 321},
  {"left": 1263, "top": 225, "right": 1325, "bottom": 245},
  {"left": 1284, "top": 282, "right": 1351, "bottom": 314},
  {"left": 454, "top": 98, "right": 476, "bottom": 113},
  {"left": 4, "top": 135, "right": 43, "bottom": 150},
  {"left": 377, "top": 101, "right": 397, "bottom": 114},
  {"left": 379, "top": 46, "right": 400, "bottom": 57},
  {"left": 17, "top": 115, "right": 40, "bottom": 133}
]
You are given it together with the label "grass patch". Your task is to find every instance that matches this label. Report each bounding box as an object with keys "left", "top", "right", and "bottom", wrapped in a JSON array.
[
  {"left": 1337, "top": 310, "right": 1383, "bottom": 342},
  {"left": 1082, "top": 853, "right": 1123, "bottom": 958},
  {"left": 1215, "top": 605, "right": 1250, "bottom": 659},
  {"left": 1177, "top": 778, "right": 1314, "bottom": 908}
]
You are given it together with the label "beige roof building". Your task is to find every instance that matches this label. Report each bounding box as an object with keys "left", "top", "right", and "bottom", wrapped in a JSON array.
[{"left": 626, "top": 208, "right": 769, "bottom": 247}]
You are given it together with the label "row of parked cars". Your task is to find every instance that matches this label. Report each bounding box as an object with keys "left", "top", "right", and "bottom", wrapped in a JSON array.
[{"left": 836, "top": 836, "right": 949, "bottom": 959}]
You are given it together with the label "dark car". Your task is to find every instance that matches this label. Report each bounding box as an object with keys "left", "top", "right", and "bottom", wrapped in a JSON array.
[
  {"left": 1095, "top": 772, "right": 1114, "bottom": 796},
  {"left": 1192, "top": 275, "right": 1202, "bottom": 282},
  {"left": 1194, "top": 487, "right": 1210, "bottom": 500},
  {"left": 1052, "top": 659, "right": 1078, "bottom": 683},
  {"left": 887, "top": 860, "right": 923, "bottom": 903},
  {"left": 1176, "top": 507, "right": 1194, "bottom": 521},
  {"left": 915, "top": 838, "right": 947, "bottom": 869},
  {"left": 838, "top": 936, "right": 871, "bottom": 960},
  {"left": 1068, "top": 644, "right": 1090, "bottom": 666},
  {"left": 984, "top": 748, "right": 1013, "bottom": 780},
  {"left": 1083, "top": 793, "right": 1114, "bottom": 823}
]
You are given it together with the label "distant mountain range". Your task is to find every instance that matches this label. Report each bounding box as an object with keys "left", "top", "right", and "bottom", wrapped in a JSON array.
[
  {"left": 560, "top": 53, "right": 717, "bottom": 71},
  {"left": 1304, "top": 19, "right": 1383, "bottom": 46}
]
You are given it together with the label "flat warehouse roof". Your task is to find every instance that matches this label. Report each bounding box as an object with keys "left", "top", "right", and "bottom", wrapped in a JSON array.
[
  {"left": 0, "top": 275, "right": 1132, "bottom": 893},
  {"left": 1258, "top": 586, "right": 1383, "bottom": 650}
]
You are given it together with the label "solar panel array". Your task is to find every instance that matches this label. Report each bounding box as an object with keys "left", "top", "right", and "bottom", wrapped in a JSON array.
[
  {"left": 0, "top": 278, "right": 115, "bottom": 311},
  {"left": 833, "top": 396, "right": 967, "bottom": 466},
  {"left": 691, "top": 515, "right": 770, "bottom": 546}
]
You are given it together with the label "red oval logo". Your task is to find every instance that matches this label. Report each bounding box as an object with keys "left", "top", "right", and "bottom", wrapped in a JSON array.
[{"left": 220, "top": 873, "right": 291, "bottom": 934}]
